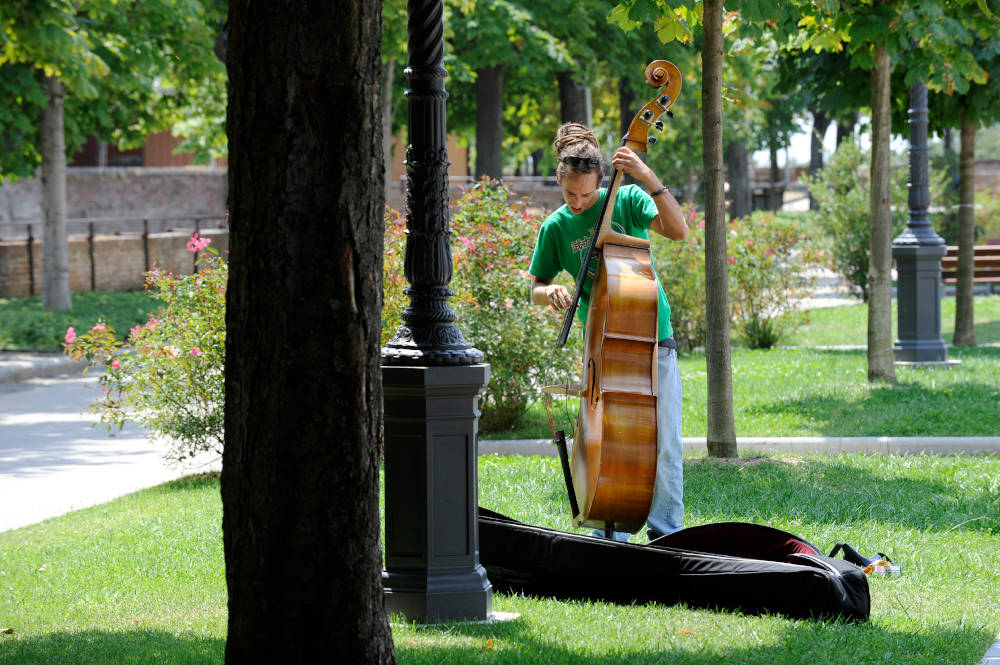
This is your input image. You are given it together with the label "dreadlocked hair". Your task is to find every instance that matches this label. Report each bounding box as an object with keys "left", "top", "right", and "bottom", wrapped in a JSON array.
[{"left": 553, "top": 123, "right": 604, "bottom": 180}]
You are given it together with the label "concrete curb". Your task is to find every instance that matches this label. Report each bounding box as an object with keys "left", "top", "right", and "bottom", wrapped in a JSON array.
[
  {"left": 0, "top": 352, "right": 87, "bottom": 385},
  {"left": 481, "top": 436, "right": 1000, "bottom": 457}
]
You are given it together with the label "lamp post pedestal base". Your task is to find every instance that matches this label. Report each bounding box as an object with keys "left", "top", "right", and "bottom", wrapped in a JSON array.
[{"left": 381, "top": 364, "right": 492, "bottom": 623}]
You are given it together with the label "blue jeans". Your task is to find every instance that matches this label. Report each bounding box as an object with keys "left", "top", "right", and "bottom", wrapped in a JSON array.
[{"left": 594, "top": 346, "right": 684, "bottom": 542}]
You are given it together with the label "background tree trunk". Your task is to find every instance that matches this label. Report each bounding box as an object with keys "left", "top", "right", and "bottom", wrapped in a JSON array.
[
  {"left": 618, "top": 78, "right": 636, "bottom": 139},
  {"left": 223, "top": 2, "right": 395, "bottom": 663},
  {"left": 953, "top": 109, "right": 977, "bottom": 346},
  {"left": 383, "top": 58, "right": 397, "bottom": 205},
  {"left": 725, "top": 139, "right": 751, "bottom": 220},
  {"left": 558, "top": 71, "right": 589, "bottom": 125},
  {"left": 475, "top": 65, "right": 505, "bottom": 179},
  {"left": 809, "top": 108, "right": 831, "bottom": 211},
  {"left": 39, "top": 74, "right": 71, "bottom": 312},
  {"left": 701, "top": 0, "right": 737, "bottom": 458},
  {"left": 867, "top": 46, "right": 897, "bottom": 383},
  {"left": 836, "top": 112, "right": 857, "bottom": 148},
  {"left": 768, "top": 140, "right": 781, "bottom": 211}
]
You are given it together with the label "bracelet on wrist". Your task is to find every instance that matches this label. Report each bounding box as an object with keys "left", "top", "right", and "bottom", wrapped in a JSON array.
[{"left": 650, "top": 186, "right": 668, "bottom": 198}]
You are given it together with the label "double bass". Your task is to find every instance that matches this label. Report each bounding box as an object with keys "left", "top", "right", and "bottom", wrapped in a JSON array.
[{"left": 551, "top": 60, "right": 681, "bottom": 535}]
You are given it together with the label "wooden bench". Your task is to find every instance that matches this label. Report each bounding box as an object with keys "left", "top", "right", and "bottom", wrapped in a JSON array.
[{"left": 941, "top": 245, "right": 1000, "bottom": 291}]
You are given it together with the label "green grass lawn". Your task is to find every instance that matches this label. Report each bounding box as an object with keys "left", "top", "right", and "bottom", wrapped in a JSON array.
[
  {"left": 484, "top": 295, "right": 1000, "bottom": 441},
  {"left": 0, "top": 291, "right": 152, "bottom": 351},
  {"left": 2, "top": 454, "right": 999, "bottom": 664},
  {"left": 487, "top": 345, "right": 1000, "bottom": 439},
  {"left": 784, "top": 294, "right": 1000, "bottom": 347}
]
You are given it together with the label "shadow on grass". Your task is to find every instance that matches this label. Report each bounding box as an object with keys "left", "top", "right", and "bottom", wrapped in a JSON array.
[
  {"left": 744, "top": 347, "right": 1000, "bottom": 437},
  {"left": 0, "top": 629, "right": 223, "bottom": 665},
  {"left": 394, "top": 611, "right": 996, "bottom": 665},
  {"left": 683, "top": 455, "right": 1000, "bottom": 536}
]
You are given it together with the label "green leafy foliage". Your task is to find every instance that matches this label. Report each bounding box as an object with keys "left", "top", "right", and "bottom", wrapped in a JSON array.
[
  {"left": 727, "top": 212, "right": 823, "bottom": 348},
  {"left": 804, "top": 141, "right": 909, "bottom": 300},
  {"left": 0, "top": 290, "right": 148, "bottom": 351},
  {"left": 0, "top": 0, "right": 226, "bottom": 179},
  {"left": 651, "top": 205, "right": 822, "bottom": 349},
  {"left": 383, "top": 179, "right": 581, "bottom": 433},
  {"left": 65, "top": 235, "right": 225, "bottom": 464}
]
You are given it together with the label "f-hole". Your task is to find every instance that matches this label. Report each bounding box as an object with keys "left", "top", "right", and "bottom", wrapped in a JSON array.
[{"left": 587, "top": 357, "right": 598, "bottom": 410}]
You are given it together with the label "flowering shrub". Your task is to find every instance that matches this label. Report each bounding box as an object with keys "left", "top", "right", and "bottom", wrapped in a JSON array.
[
  {"left": 383, "top": 179, "right": 581, "bottom": 432},
  {"left": 65, "top": 236, "right": 225, "bottom": 464},
  {"left": 727, "top": 213, "right": 822, "bottom": 349},
  {"left": 651, "top": 207, "right": 822, "bottom": 350},
  {"left": 651, "top": 203, "right": 707, "bottom": 351},
  {"left": 382, "top": 206, "right": 409, "bottom": 343}
]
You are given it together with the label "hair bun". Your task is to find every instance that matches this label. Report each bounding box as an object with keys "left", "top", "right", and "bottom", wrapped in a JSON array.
[{"left": 554, "top": 122, "right": 600, "bottom": 154}]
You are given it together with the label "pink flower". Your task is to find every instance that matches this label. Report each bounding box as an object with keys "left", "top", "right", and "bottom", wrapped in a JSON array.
[
  {"left": 699, "top": 220, "right": 705, "bottom": 229},
  {"left": 457, "top": 235, "right": 473, "bottom": 251},
  {"left": 768, "top": 248, "right": 776, "bottom": 255},
  {"left": 145, "top": 319, "right": 158, "bottom": 331},
  {"left": 111, "top": 358, "right": 120, "bottom": 370},
  {"left": 130, "top": 325, "right": 142, "bottom": 339},
  {"left": 504, "top": 297, "right": 514, "bottom": 309},
  {"left": 189, "top": 347, "right": 204, "bottom": 356},
  {"left": 64, "top": 327, "right": 77, "bottom": 344},
  {"left": 688, "top": 210, "right": 697, "bottom": 224},
  {"left": 91, "top": 324, "right": 106, "bottom": 332},
  {"left": 728, "top": 256, "right": 736, "bottom": 264},
  {"left": 187, "top": 233, "right": 212, "bottom": 253},
  {"left": 746, "top": 240, "right": 754, "bottom": 248}
]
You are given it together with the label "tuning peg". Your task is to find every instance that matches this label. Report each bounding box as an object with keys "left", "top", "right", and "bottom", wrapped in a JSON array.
[
  {"left": 666, "top": 110, "right": 674, "bottom": 118},
  {"left": 647, "top": 136, "right": 658, "bottom": 144},
  {"left": 655, "top": 121, "right": 664, "bottom": 131},
  {"left": 642, "top": 109, "right": 654, "bottom": 120}
]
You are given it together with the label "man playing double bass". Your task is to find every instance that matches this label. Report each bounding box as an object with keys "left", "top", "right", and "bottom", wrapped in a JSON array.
[{"left": 528, "top": 122, "right": 688, "bottom": 542}]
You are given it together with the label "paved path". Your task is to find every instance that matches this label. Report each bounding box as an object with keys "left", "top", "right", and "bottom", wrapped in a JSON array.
[{"left": 0, "top": 370, "right": 217, "bottom": 533}]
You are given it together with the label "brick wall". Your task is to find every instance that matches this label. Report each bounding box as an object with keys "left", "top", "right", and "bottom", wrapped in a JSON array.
[
  {"left": 0, "top": 228, "right": 228, "bottom": 298},
  {"left": 0, "top": 167, "right": 227, "bottom": 225}
]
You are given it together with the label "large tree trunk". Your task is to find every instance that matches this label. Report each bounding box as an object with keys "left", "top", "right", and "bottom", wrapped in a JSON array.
[
  {"left": 39, "top": 74, "right": 71, "bottom": 311},
  {"left": 809, "top": 108, "right": 831, "bottom": 211},
  {"left": 867, "top": 46, "right": 897, "bottom": 383},
  {"left": 701, "top": 0, "right": 737, "bottom": 458},
  {"left": 383, "top": 58, "right": 397, "bottom": 206},
  {"left": 725, "top": 138, "right": 751, "bottom": 220},
  {"left": 558, "top": 71, "right": 589, "bottom": 125},
  {"left": 953, "top": 109, "right": 977, "bottom": 347},
  {"left": 475, "top": 65, "right": 505, "bottom": 179},
  {"left": 223, "top": 2, "right": 396, "bottom": 663}
]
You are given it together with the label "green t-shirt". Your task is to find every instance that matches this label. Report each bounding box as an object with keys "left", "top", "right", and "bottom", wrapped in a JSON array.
[{"left": 529, "top": 184, "right": 674, "bottom": 341}]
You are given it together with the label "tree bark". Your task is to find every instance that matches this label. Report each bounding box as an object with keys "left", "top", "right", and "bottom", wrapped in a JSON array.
[
  {"left": 836, "top": 112, "right": 857, "bottom": 148},
  {"left": 725, "top": 138, "right": 751, "bottom": 220},
  {"left": 558, "top": 71, "right": 590, "bottom": 125},
  {"left": 867, "top": 46, "right": 897, "bottom": 383},
  {"left": 618, "top": 78, "right": 636, "bottom": 139},
  {"left": 809, "top": 108, "right": 831, "bottom": 211},
  {"left": 383, "top": 57, "right": 397, "bottom": 206},
  {"left": 768, "top": 139, "right": 781, "bottom": 211},
  {"left": 953, "top": 109, "right": 977, "bottom": 346},
  {"left": 475, "top": 64, "right": 505, "bottom": 179},
  {"left": 39, "top": 74, "right": 71, "bottom": 311},
  {"left": 223, "top": 2, "right": 395, "bottom": 663},
  {"left": 701, "top": 0, "right": 737, "bottom": 458}
]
